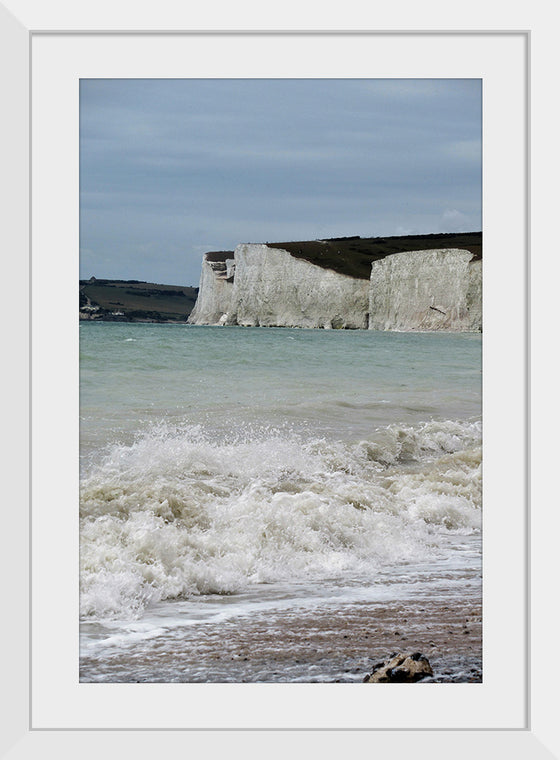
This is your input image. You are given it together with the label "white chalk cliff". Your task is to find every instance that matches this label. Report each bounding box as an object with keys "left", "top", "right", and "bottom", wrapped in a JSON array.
[
  {"left": 187, "top": 254, "right": 236, "bottom": 326},
  {"left": 368, "top": 248, "right": 481, "bottom": 331},
  {"left": 189, "top": 244, "right": 369, "bottom": 329},
  {"left": 188, "top": 243, "right": 482, "bottom": 331}
]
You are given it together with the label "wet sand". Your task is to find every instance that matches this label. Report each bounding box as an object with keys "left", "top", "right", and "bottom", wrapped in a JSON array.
[{"left": 80, "top": 591, "right": 482, "bottom": 683}]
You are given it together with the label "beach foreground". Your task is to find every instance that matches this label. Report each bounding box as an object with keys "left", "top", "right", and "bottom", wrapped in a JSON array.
[
  {"left": 80, "top": 597, "right": 481, "bottom": 684},
  {"left": 80, "top": 544, "right": 481, "bottom": 683},
  {"left": 80, "top": 324, "right": 482, "bottom": 683}
]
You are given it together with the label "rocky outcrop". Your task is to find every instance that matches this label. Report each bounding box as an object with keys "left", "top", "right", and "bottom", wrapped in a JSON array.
[
  {"left": 363, "top": 652, "right": 433, "bottom": 683},
  {"left": 189, "top": 244, "right": 369, "bottom": 329},
  {"left": 368, "top": 249, "right": 481, "bottom": 331}
]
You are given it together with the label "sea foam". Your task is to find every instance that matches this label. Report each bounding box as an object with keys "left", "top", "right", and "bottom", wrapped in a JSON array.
[{"left": 80, "top": 420, "right": 481, "bottom": 620}]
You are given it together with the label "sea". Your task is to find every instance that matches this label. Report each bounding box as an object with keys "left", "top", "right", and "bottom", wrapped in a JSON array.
[{"left": 79, "top": 322, "right": 482, "bottom": 683}]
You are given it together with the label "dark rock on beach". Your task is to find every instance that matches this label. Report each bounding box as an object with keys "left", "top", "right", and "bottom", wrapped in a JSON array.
[{"left": 363, "top": 651, "right": 433, "bottom": 683}]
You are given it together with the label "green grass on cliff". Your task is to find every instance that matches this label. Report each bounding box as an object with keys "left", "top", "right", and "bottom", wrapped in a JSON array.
[{"left": 267, "top": 232, "right": 482, "bottom": 280}]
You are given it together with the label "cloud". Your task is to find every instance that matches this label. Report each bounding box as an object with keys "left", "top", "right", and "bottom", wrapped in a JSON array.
[
  {"left": 80, "top": 79, "right": 482, "bottom": 285},
  {"left": 441, "top": 139, "right": 481, "bottom": 164},
  {"left": 439, "top": 208, "right": 473, "bottom": 232}
]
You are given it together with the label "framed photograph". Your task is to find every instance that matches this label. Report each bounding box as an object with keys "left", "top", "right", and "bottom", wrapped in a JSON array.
[
  {"left": 77, "top": 75, "right": 486, "bottom": 701},
  {"left": 3, "top": 2, "right": 551, "bottom": 757}
]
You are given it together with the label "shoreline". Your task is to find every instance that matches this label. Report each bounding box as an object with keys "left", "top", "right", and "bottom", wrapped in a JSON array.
[
  {"left": 80, "top": 319, "right": 482, "bottom": 333},
  {"left": 80, "top": 589, "right": 482, "bottom": 684}
]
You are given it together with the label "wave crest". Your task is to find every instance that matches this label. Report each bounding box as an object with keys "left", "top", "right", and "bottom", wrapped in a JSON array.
[{"left": 80, "top": 419, "right": 481, "bottom": 620}]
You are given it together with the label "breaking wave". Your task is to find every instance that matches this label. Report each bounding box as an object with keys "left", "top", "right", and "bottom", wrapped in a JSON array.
[{"left": 80, "top": 419, "right": 481, "bottom": 620}]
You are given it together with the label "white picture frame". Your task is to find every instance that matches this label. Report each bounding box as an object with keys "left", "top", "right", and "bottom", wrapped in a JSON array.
[{"left": 2, "top": 1, "right": 554, "bottom": 757}]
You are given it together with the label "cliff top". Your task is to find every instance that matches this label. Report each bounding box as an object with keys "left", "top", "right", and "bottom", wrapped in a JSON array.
[
  {"left": 204, "top": 251, "right": 235, "bottom": 263},
  {"left": 265, "top": 232, "right": 482, "bottom": 280}
]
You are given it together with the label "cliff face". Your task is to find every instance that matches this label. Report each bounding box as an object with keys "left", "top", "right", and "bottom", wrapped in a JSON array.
[
  {"left": 189, "top": 244, "right": 369, "bottom": 329},
  {"left": 368, "top": 249, "right": 481, "bottom": 331},
  {"left": 187, "top": 253, "right": 235, "bottom": 325},
  {"left": 230, "top": 244, "right": 369, "bottom": 329},
  {"left": 188, "top": 242, "right": 482, "bottom": 332}
]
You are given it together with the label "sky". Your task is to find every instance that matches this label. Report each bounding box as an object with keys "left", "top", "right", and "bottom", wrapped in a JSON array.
[{"left": 80, "top": 78, "right": 481, "bottom": 287}]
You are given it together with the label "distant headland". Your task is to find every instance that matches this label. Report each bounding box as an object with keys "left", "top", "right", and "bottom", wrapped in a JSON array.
[{"left": 79, "top": 278, "right": 199, "bottom": 322}]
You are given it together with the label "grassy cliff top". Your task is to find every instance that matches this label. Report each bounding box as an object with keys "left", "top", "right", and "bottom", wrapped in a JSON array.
[{"left": 266, "top": 232, "right": 482, "bottom": 280}]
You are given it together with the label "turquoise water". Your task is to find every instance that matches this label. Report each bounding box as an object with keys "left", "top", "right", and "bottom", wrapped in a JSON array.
[
  {"left": 80, "top": 323, "right": 481, "bottom": 459},
  {"left": 79, "top": 323, "right": 482, "bottom": 682}
]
